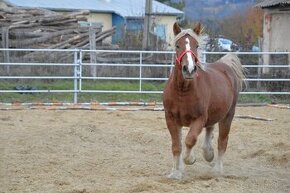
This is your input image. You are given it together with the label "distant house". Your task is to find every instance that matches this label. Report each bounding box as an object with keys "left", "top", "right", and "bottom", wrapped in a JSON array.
[
  {"left": 256, "top": 0, "right": 290, "bottom": 69},
  {"left": 0, "top": 0, "right": 183, "bottom": 47}
]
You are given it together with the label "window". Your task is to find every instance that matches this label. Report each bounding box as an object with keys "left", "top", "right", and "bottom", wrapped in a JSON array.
[{"left": 154, "top": 24, "right": 166, "bottom": 40}]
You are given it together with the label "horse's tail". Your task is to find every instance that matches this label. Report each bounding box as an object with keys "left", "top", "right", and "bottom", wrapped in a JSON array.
[{"left": 218, "top": 53, "right": 246, "bottom": 91}]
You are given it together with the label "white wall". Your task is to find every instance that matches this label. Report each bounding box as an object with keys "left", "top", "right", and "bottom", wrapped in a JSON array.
[
  {"left": 263, "top": 9, "right": 290, "bottom": 52},
  {"left": 86, "top": 12, "right": 113, "bottom": 43},
  {"left": 262, "top": 8, "right": 290, "bottom": 72},
  {"left": 154, "top": 15, "right": 178, "bottom": 49}
]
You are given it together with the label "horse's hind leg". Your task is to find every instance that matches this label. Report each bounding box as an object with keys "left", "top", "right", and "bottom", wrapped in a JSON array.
[
  {"left": 214, "top": 110, "right": 235, "bottom": 173},
  {"left": 202, "top": 126, "right": 214, "bottom": 162}
]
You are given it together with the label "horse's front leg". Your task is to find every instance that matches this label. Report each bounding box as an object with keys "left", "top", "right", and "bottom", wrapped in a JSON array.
[
  {"left": 165, "top": 113, "right": 184, "bottom": 180},
  {"left": 184, "top": 117, "right": 204, "bottom": 165}
]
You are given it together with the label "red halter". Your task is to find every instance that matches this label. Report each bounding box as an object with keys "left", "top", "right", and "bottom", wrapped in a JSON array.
[{"left": 175, "top": 50, "right": 199, "bottom": 70}]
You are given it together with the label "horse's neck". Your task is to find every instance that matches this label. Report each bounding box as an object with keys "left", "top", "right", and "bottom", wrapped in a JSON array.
[{"left": 172, "top": 67, "right": 194, "bottom": 92}]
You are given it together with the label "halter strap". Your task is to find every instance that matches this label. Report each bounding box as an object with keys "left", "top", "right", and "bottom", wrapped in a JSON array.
[{"left": 175, "top": 50, "right": 200, "bottom": 70}]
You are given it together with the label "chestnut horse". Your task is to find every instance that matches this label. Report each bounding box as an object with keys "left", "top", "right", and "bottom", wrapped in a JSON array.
[{"left": 163, "top": 22, "right": 245, "bottom": 179}]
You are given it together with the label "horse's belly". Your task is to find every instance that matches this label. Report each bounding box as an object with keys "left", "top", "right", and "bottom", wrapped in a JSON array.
[
  {"left": 205, "top": 103, "right": 233, "bottom": 126},
  {"left": 205, "top": 116, "right": 222, "bottom": 127}
]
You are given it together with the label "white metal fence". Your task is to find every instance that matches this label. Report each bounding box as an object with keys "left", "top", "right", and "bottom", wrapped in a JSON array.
[{"left": 0, "top": 48, "right": 289, "bottom": 103}]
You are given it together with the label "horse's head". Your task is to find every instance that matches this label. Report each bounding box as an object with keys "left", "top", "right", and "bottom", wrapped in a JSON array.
[{"left": 173, "top": 22, "right": 202, "bottom": 79}]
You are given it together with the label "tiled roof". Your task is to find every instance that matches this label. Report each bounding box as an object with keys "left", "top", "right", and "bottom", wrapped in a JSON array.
[
  {"left": 3, "top": 0, "right": 183, "bottom": 17},
  {"left": 256, "top": 0, "right": 290, "bottom": 8}
]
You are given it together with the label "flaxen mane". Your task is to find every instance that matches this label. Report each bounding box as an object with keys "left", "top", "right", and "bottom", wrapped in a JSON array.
[{"left": 217, "top": 53, "right": 246, "bottom": 91}]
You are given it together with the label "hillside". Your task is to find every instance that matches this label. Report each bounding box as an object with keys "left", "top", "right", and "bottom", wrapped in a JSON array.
[
  {"left": 183, "top": 0, "right": 257, "bottom": 20},
  {"left": 158, "top": 0, "right": 258, "bottom": 20}
]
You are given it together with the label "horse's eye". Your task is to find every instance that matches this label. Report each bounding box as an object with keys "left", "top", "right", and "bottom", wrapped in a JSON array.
[
  {"left": 176, "top": 45, "right": 180, "bottom": 49},
  {"left": 196, "top": 45, "right": 199, "bottom": 49}
]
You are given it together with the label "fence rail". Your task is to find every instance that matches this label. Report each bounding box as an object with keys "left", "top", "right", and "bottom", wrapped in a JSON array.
[{"left": 0, "top": 48, "right": 289, "bottom": 103}]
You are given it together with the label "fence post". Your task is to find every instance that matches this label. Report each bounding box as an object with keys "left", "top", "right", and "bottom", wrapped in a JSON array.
[
  {"left": 170, "top": 52, "right": 174, "bottom": 74},
  {"left": 79, "top": 50, "right": 82, "bottom": 93},
  {"left": 139, "top": 52, "right": 143, "bottom": 92},
  {"left": 89, "top": 26, "right": 97, "bottom": 77},
  {"left": 73, "top": 49, "right": 79, "bottom": 103},
  {"left": 201, "top": 51, "right": 206, "bottom": 63}
]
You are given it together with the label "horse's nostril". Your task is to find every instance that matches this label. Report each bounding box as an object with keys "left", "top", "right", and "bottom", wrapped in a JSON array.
[{"left": 182, "top": 65, "right": 188, "bottom": 72}]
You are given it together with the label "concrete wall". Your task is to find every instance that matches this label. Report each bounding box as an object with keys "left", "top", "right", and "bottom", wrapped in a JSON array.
[
  {"left": 75, "top": 13, "right": 178, "bottom": 47},
  {"left": 60, "top": 11, "right": 112, "bottom": 43},
  {"left": 262, "top": 8, "right": 290, "bottom": 71},
  {"left": 86, "top": 12, "right": 112, "bottom": 43},
  {"left": 154, "top": 15, "right": 177, "bottom": 49},
  {"left": 263, "top": 9, "right": 290, "bottom": 52},
  {"left": 85, "top": 13, "right": 179, "bottom": 47}
]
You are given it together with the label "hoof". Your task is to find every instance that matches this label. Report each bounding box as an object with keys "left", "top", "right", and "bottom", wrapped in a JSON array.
[
  {"left": 203, "top": 147, "right": 214, "bottom": 162},
  {"left": 167, "top": 169, "right": 183, "bottom": 180},
  {"left": 183, "top": 156, "right": 196, "bottom": 165},
  {"left": 213, "top": 162, "right": 224, "bottom": 174}
]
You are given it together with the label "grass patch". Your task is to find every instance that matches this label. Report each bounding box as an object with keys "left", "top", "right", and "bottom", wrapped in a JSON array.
[
  {"left": 0, "top": 80, "right": 164, "bottom": 103},
  {"left": 238, "top": 94, "right": 289, "bottom": 104},
  {"left": 81, "top": 80, "right": 165, "bottom": 91},
  {"left": 77, "top": 93, "right": 162, "bottom": 103},
  {"left": 238, "top": 94, "right": 272, "bottom": 104},
  {"left": 0, "top": 80, "right": 288, "bottom": 104}
]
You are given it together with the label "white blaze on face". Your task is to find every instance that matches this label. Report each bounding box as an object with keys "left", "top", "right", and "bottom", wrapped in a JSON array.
[{"left": 185, "top": 38, "right": 195, "bottom": 73}]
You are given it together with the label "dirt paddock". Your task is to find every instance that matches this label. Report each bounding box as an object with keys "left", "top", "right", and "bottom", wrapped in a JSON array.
[{"left": 0, "top": 107, "right": 289, "bottom": 193}]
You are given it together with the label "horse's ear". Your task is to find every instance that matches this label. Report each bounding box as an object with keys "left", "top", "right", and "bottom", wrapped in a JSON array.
[
  {"left": 173, "top": 22, "right": 181, "bottom": 36},
  {"left": 193, "top": 22, "right": 202, "bottom": 35}
]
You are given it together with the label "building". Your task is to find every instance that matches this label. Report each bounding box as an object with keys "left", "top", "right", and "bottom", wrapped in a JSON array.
[
  {"left": 0, "top": 0, "right": 183, "bottom": 47},
  {"left": 256, "top": 0, "right": 290, "bottom": 69}
]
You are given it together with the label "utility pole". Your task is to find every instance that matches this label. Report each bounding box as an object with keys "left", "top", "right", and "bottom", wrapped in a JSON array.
[{"left": 142, "top": 0, "right": 152, "bottom": 50}]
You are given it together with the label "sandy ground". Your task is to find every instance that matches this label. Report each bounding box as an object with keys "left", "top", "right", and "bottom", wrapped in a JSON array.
[{"left": 0, "top": 107, "right": 289, "bottom": 193}]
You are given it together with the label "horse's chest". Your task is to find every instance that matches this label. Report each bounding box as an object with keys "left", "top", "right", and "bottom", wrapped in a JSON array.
[{"left": 168, "top": 102, "right": 201, "bottom": 126}]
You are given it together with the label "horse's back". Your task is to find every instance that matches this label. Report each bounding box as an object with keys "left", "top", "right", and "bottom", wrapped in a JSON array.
[
  {"left": 200, "top": 56, "right": 243, "bottom": 125},
  {"left": 216, "top": 53, "right": 244, "bottom": 91},
  {"left": 205, "top": 54, "right": 244, "bottom": 94}
]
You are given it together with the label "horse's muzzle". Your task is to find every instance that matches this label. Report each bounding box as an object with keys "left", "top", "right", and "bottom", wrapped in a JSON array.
[{"left": 182, "top": 65, "right": 197, "bottom": 79}]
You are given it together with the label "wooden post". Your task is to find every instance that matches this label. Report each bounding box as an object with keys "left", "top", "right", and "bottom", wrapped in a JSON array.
[
  {"left": 79, "top": 21, "right": 103, "bottom": 77},
  {"left": 2, "top": 27, "right": 10, "bottom": 74},
  {"left": 257, "top": 37, "right": 262, "bottom": 90},
  {"left": 89, "top": 26, "right": 97, "bottom": 77}
]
